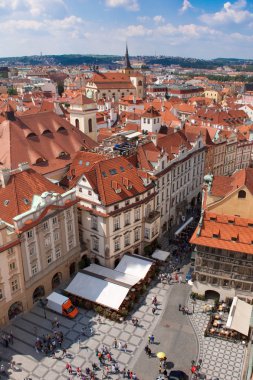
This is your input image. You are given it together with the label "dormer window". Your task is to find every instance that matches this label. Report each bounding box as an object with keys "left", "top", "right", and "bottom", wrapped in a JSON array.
[
  {"left": 231, "top": 236, "right": 237, "bottom": 242},
  {"left": 213, "top": 233, "right": 219, "bottom": 238},
  {"left": 238, "top": 190, "right": 246, "bottom": 199}
]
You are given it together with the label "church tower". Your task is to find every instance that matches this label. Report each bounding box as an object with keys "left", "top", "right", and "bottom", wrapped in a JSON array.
[{"left": 121, "top": 44, "right": 134, "bottom": 76}]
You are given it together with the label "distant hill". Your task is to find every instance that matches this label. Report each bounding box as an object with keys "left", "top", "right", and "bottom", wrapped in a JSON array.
[{"left": 0, "top": 54, "right": 253, "bottom": 68}]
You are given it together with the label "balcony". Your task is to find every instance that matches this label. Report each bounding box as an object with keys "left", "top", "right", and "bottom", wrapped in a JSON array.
[{"left": 144, "top": 210, "right": 160, "bottom": 224}]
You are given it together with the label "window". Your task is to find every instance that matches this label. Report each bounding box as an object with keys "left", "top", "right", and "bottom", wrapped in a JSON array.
[
  {"left": 54, "top": 230, "right": 59, "bottom": 241},
  {"left": 27, "top": 230, "right": 33, "bottom": 239},
  {"left": 144, "top": 228, "right": 150, "bottom": 239},
  {"left": 114, "top": 205, "right": 119, "bottom": 211},
  {"left": 88, "top": 118, "right": 92, "bottom": 133},
  {"left": 66, "top": 209, "right": 71, "bottom": 219},
  {"left": 113, "top": 216, "right": 120, "bottom": 231},
  {"left": 88, "top": 190, "right": 92, "bottom": 195},
  {"left": 45, "top": 235, "right": 51, "bottom": 248},
  {"left": 135, "top": 196, "right": 140, "bottom": 202},
  {"left": 55, "top": 247, "right": 61, "bottom": 259},
  {"left": 124, "top": 233, "right": 130, "bottom": 247},
  {"left": 67, "top": 222, "right": 73, "bottom": 234},
  {"left": 9, "top": 262, "right": 16, "bottom": 271},
  {"left": 31, "top": 263, "right": 38, "bottom": 276},
  {"left": 29, "top": 245, "right": 35, "bottom": 256},
  {"left": 134, "top": 208, "right": 141, "bottom": 221},
  {"left": 125, "top": 200, "right": 130, "bottom": 206},
  {"left": 11, "top": 279, "right": 19, "bottom": 292},
  {"left": 8, "top": 247, "right": 14, "bottom": 255},
  {"left": 47, "top": 254, "right": 52, "bottom": 264},
  {"left": 124, "top": 212, "right": 130, "bottom": 226},
  {"left": 114, "top": 238, "right": 120, "bottom": 252},
  {"left": 68, "top": 238, "right": 74, "bottom": 250},
  {"left": 92, "top": 237, "right": 99, "bottom": 252},
  {"left": 52, "top": 216, "right": 58, "bottom": 225},
  {"left": 238, "top": 190, "right": 246, "bottom": 199},
  {"left": 134, "top": 228, "right": 140, "bottom": 242},
  {"left": 91, "top": 216, "right": 98, "bottom": 231},
  {"left": 43, "top": 221, "right": 48, "bottom": 230},
  {"left": 79, "top": 188, "right": 83, "bottom": 193}
]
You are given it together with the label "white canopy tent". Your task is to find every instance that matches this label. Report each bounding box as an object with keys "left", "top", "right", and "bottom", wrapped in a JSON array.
[
  {"left": 226, "top": 297, "right": 252, "bottom": 336},
  {"left": 84, "top": 263, "right": 139, "bottom": 287},
  {"left": 174, "top": 217, "right": 194, "bottom": 236},
  {"left": 151, "top": 249, "right": 170, "bottom": 262},
  {"left": 115, "top": 254, "right": 153, "bottom": 281},
  {"left": 65, "top": 272, "right": 129, "bottom": 311}
]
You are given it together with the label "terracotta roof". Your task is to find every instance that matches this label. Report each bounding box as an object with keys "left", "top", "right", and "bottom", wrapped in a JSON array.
[
  {"left": 210, "top": 168, "right": 253, "bottom": 198},
  {"left": 83, "top": 156, "right": 151, "bottom": 206},
  {"left": 157, "top": 130, "right": 192, "bottom": 159},
  {"left": 67, "top": 151, "right": 105, "bottom": 187},
  {"left": 0, "top": 111, "right": 98, "bottom": 174},
  {"left": 141, "top": 106, "right": 160, "bottom": 119},
  {"left": 0, "top": 168, "right": 63, "bottom": 224},
  {"left": 137, "top": 142, "right": 160, "bottom": 170},
  {"left": 190, "top": 211, "right": 253, "bottom": 255},
  {"left": 70, "top": 94, "right": 95, "bottom": 105}
]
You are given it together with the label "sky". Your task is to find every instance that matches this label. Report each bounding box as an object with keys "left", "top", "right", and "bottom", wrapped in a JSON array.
[{"left": 1, "top": 0, "right": 253, "bottom": 59}]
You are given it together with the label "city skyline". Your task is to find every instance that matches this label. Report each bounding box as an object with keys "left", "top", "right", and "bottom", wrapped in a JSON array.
[{"left": 1, "top": 0, "right": 253, "bottom": 59}]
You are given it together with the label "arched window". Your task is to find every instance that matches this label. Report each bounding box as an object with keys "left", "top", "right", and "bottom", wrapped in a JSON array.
[
  {"left": 138, "top": 80, "right": 142, "bottom": 86},
  {"left": 88, "top": 118, "right": 92, "bottom": 133},
  {"left": 75, "top": 119, "right": 79, "bottom": 129},
  {"left": 238, "top": 190, "right": 246, "bottom": 199}
]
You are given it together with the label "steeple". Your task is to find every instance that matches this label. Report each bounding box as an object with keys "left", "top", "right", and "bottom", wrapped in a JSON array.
[{"left": 124, "top": 43, "right": 132, "bottom": 69}]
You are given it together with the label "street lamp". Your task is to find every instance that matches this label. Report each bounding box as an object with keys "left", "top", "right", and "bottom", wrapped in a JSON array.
[{"left": 39, "top": 298, "right": 48, "bottom": 319}]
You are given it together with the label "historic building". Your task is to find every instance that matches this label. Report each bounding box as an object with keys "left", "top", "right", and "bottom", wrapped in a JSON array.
[
  {"left": 190, "top": 169, "right": 253, "bottom": 302},
  {"left": 67, "top": 152, "right": 160, "bottom": 268},
  {"left": 85, "top": 46, "right": 144, "bottom": 101},
  {"left": 0, "top": 164, "right": 81, "bottom": 324}
]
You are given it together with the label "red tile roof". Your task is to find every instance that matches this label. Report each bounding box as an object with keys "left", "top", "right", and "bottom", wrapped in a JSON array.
[
  {"left": 0, "top": 111, "right": 98, "bottom": 174},
  {"left": 83, "top": 156, "right": 151, "bottom": 206},
  {"left": 210, "top": 168, "right": 253, "bottom": 197},
  {"left": 0, "top": 168, "right": 64, "bottom": 224},
  {"left": 190, "top": 211, "right": 253, "bottom": 255}
]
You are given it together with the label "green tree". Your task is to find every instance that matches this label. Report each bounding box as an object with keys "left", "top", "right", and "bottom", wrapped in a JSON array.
[{"left": 7, "top": 87, "right": 17, "bottom": 95}]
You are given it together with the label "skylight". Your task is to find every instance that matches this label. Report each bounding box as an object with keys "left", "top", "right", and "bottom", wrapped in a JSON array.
[{"left": 109, "top": 169, "right": 118, "bottom": 175}]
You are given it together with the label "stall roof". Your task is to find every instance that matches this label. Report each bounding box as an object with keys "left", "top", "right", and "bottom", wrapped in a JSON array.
[
  {"left": 115, "top": 254, "right": 153, "bottom": 280},
  {"left": 84, "top": 263, "right": 139, "bottom": 287},
  {"left": 151, "top": 249, "right": 170, "bottom": 262},
  {"left": 65, "top": 272, "right": 129, "bottom": 311},
  {"left": 174, "top": 217, "right": 194, "bottom": 236},
  {"left": 226, "top": 297, "right": 252, "bottom": 336},
  {"left": 126, "top": 131, "right": 141, "bottom": 139}
]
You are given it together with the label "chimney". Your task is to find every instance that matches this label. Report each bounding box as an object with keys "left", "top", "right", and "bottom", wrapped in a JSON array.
[
  {"left": 18, "top": 162, "right": 30, "bottom": 172},
  {"left": 0, "top": 168, "right": 11, "bottom": 188}
]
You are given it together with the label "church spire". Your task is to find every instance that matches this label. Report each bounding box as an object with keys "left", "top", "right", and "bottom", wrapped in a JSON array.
[{"left": 124, "top": 43, "right": 132, "bottom": 69}]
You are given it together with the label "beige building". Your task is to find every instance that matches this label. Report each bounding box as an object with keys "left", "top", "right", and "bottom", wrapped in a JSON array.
[
  {"left": 204, "top": 90, "right": 222, "bottom": 103},
  {"left": 190, "top": 169, "right": 253, "bottom": 302},
  {"left": 69, "top": 94, "right": 98, "bottom": 141},
  {"left": 0, "top": 164, "right": 81, "bottom": 325},
  {"left": 68, "top": 153, "right": 160, "bottom": 268},
  {"left": 0, "top": 221, "right": 26, "bottom": 325}
]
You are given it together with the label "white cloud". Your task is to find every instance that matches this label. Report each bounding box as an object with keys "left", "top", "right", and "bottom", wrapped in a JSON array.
[
  {"left": 0, "top": 0, "right": 66, "bottom": 15},
  {"left": 153, "top": 15, "right": 165, "bottom": 24},
  {"left": 200, "top": 0, "right": 253, "bottom": 25},
  {"left": 105, "top": 0, "right": 139, "bottom": 11},
  {"left": 124, "top": 24, "right": 153, "bottom": 37},
  {"left": 180, "top": 0, "right": 193, "bottom": 13},
  {"left": 137, "top": 15, "right": 150, "bottom": 22}
]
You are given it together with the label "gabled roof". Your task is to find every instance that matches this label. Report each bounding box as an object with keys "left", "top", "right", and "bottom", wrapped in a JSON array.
[
  {"left": 210, "top": 168, "right": 253, "bottom": 198},
  {"left": 0, "top": 168, "right": 63, "bottom": 224},
  {"left": 157, "top": 130, "right": 192, "bottom": 159},
  {"left": 141, "top": 106, "right": 160, "bottom": 119},
  {"left": 83, "top": 156, "right": 150, "bottom": 206}
]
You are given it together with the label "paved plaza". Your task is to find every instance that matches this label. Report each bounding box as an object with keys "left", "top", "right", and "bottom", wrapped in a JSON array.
[
  {"left": 188, "top": 299, "right": 246, "bottom": 380},
  {"left": 0, "top": 235, "right": 248, "bottom": 380},
  {"left": 0, "top": 276, "right": 175, "bottom": 380}
]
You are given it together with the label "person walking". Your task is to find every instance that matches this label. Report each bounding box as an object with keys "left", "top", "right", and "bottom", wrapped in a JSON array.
[
  {"left": 113, "top": 338, "right": 117, "bottom": 349},
  {"left": 152, "top": 307, "right": 156, "bottom": 315},
  {"left": 150, "top": 334, "right": 155, "bottom": 344},
  {"left": 123, "top": 342, "right": 127, "bottom": 353}
]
